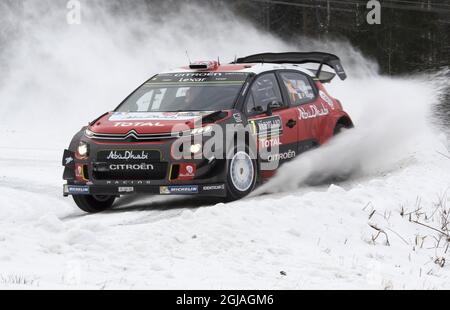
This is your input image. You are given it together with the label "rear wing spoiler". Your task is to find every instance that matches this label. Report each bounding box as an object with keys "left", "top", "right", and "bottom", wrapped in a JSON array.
[{"left": 234, "top": 52, "right": 347, "bottom": 82}]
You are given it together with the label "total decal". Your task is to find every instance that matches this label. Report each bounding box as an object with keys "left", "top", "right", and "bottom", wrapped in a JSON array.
[
  {"left": 113, "top": 122, "right": 164, "bottom": 127},
  {"left": 160, "top": 185, "right": 199, "bottom": 195},
  {"left": 109, "top": 111, "right": 214, "bottom": 122},
  {"left": 259, "top": 136, "right": 282, "bottom": 149},
  {"left": 298, "top": 103, "right": 329, "bottom": 120}
]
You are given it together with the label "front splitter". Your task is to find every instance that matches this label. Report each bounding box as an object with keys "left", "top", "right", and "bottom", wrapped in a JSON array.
[{"left": 63, "top": 183, "right": 227, "bottom": 197}]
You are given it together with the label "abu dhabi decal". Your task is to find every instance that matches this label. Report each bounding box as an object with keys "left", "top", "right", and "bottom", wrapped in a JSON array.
[
  {"left": 319, "top": 90, "right": 335, "bottom": 110},
  {"left": 106, "top": 150, "right": 150, "bottom": 161},
  {"left": 109, "top": 111, "right": 215, "bottom": 122},
  {"left": 160, "top": 185, "right": 199, "bottom": 195},
  {"left": 298, "top": 103, "right": 329, "bottom": 120}
]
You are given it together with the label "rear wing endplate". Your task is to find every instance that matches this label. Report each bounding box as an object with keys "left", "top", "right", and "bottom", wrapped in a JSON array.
[{"left": 234, "top": 52, "right": 347, "bottom": 81}]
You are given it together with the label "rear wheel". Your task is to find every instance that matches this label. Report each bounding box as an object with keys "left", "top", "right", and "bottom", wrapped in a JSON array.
[
  {"left": 72, "top": 195, "right": 116, "bottom": 213},
  {"left": 225, "top": 147, "right": 257, "bottom": 201}
]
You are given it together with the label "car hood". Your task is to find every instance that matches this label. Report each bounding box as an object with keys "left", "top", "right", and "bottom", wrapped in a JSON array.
[{"left": 89, "top": 111, "right": 221, "bottom": 134}]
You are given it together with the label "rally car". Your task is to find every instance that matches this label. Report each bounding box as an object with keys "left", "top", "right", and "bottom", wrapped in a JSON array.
[{"left": 62, "top": 52, "right": 353, "bottom": 213}]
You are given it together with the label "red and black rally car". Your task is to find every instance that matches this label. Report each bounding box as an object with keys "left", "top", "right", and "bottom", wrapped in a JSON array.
[{"left": 63, "top": 52, "right": 353, "bottom": 212}]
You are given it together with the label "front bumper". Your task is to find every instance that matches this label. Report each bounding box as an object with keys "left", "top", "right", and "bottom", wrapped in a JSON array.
[
  {"left": 62, "top": 137, "right": 228, "bottom": 198},
  {"left": 63, "top": 183, "right": 227, "bottom": 197}
]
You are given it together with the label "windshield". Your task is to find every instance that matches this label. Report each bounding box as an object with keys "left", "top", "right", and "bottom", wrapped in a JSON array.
[{"left": 116, "top": 72, "right": 249, "bottom": 112}]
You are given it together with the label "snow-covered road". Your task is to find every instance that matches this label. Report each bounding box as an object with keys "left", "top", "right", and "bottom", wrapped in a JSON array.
[{"left": 1, "top": 130, "right": 449, "bottom": 289}]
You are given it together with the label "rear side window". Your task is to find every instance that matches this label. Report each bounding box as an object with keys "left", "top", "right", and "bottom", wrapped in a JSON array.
[
  {"left": 245, "top": 73, "right": 283, "bottom": 114},
  {"left": 280, "top": 72, "right": 316, "bottom": 106}
]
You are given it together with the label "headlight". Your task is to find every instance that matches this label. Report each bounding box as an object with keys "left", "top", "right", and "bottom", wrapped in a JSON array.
[
  {"left": 190, "top": 143, "right": 202, "bottom": 154},
  {"left": 77, "top": 141, "right": 89, "bottom": 158},
  {"left": 191, "top": 125, "right": 213, "bottom": 135},
  {"left": 85, "top": 128, "right": 94, "bottom": 138}
]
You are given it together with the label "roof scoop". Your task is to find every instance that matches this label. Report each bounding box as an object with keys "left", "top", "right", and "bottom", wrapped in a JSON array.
[{"left": 189, "top": 60, "right": 219, "bottom": 71}]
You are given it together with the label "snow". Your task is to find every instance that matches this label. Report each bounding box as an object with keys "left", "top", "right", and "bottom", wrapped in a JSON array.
[
  {"left": 0, "top": 0, "right": 449, "bottom": 290},
  {"left": 0, "top": 127, "right": 449, "bottom": 289}
]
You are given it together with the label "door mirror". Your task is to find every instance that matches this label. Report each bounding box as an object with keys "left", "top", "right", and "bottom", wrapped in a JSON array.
[
  {"left": 266, "top": 101, "right": 283, "bottom": 116},
  {"left": 251, "top": 105, "right": 264, "bottom": 114}
]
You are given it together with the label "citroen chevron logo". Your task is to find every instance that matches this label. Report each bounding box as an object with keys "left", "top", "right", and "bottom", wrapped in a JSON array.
[{"left": 125, "top": 130, "right": 139, "bottom": 140}]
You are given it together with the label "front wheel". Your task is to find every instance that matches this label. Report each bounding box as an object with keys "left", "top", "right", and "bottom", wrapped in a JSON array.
[
  {"left": 72, "top": 195, "right": 116, "bottom": 213},
  {"left": 225, "top": 148, "right": 257, "bottom": 201}
]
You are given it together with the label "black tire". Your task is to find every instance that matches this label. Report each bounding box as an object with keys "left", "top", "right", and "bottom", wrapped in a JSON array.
[
  {"left": 334, "top": 122, "right": 346, "bottom": 135},
  {"left": 72, "top": 195, "right": 116, "bottom": 213},
  {"left": 225, "top": 146, "right": 257, "bottom": 201}
]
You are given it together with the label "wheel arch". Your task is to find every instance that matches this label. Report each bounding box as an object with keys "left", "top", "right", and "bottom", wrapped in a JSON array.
[{"left": 335, "top": 114, "right": 354, "bottom": 129}]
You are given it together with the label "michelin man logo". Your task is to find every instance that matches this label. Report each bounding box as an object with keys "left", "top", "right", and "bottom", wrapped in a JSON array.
[{"left": 319, "top": 91, "right": 335, "bottom": 110}]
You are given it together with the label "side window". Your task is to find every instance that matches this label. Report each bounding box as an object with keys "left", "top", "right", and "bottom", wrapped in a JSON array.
[
  {"left": 245, "top": 73, "right": 283, "bottom": 115},
  {"left": 280, "top": 72, "right": 316, "bottom": 106}
]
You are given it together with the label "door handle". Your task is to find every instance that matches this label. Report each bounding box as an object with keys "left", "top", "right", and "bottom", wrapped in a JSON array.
[{"left": 286, "top": 119, "right": 297, "bottom": 128}]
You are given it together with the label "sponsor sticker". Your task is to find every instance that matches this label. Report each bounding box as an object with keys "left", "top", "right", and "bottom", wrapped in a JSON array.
[
  {"left": 160, "top": 185, "right": 199, "bottom": 195},
  {"left": 259, "top": 136, "right": 282, "bottom": 149},
  {"left": 249, "top": 116, "right": 283, "bottom": 136},
  {"left": 64, "top": 156, "right": 74, "bottom": 165},
  {"left": 97, "top": 150, "right": 160, "bottom": 162},
  {"left": 66, "top": 185, "right": 90, "bottom": 195},
  {"left": 62, "top": 150, "right": 75, "bottom": 167},
  {"left": 202, "top": 184, "right": 225, "bottom": 191},
  {"left": 109, "top": 111, "right": 214, "bottom": 122},
  {"left": 112, "top": 121, "right": 164, "bottom": 127},
  {"left": 106, "top": 150, "right": 150, "bottom": 161},
  {"left": 118, "top": 187, "right": 134, "bottom": 193},
  {"left": 233, "top": 113, "right": 243, "bottom": 123},
  {"left": 177, "top": 163, "right": 197, "bottom": 180},
  {"left": 319, "top": 90, "right": 335, "bottom": 110},
  {"left": 298, "top": 103, "right": 329, "bottom": 120}
]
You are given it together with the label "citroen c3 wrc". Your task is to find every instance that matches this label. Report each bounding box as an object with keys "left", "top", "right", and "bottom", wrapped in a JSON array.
[{"left": 62, "top": 52, "right": 354, "bottom": 213}]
